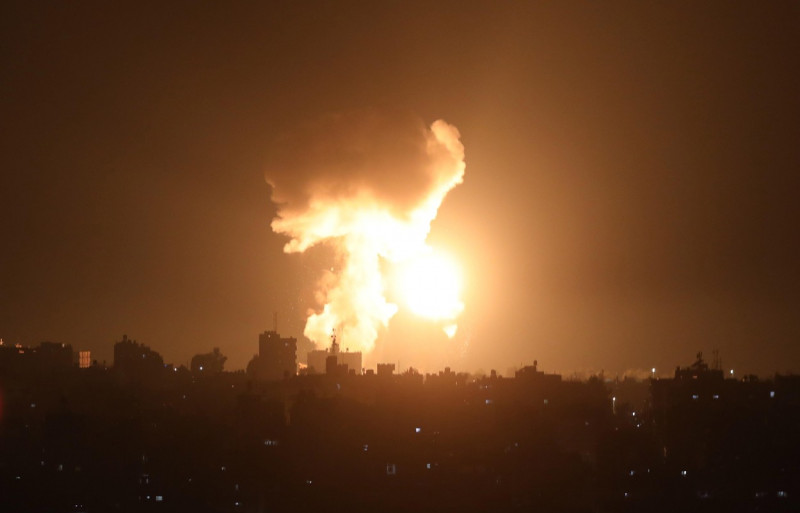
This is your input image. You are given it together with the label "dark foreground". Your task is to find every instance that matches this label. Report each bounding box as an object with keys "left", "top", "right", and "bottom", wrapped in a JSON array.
[{"left": 1, "top": 358, "right": 798, "bottom": 512}]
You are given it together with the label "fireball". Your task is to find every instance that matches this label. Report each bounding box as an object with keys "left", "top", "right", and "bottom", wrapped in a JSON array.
[{"left": 266, "top": 112, "right": 466, "bottom": 353}]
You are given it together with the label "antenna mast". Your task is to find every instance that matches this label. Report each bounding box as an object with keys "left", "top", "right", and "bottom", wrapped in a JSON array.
[{"left": 330, "top": 328, "right": 339, "bottom": 355}]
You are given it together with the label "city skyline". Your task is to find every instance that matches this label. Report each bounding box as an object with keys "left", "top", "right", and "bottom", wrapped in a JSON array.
[
  {"left": 0, "top": 331, "right": 773, "bottom": 383},
  {"left": 1, "top": 332, "right": 798, "bottom": 512},
  {"left": 2, "top": 2, "right": 798, "bottom": 377}
]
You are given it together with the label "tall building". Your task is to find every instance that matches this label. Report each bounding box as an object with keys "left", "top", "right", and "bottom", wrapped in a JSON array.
[{"left": 253, "top": 330, "right": 297, "bottom": 381}]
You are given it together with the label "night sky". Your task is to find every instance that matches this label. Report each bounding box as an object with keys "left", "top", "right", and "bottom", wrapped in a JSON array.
[{"left": 2, "top": 2, "right": 798, "bottom": 376}]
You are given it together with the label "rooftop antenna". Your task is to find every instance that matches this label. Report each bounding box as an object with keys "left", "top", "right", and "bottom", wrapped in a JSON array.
[
  {"left": 712, "top": 348, "right": 721, "bottom": 370},
  {"left": 273, "top": 312, "right": 278, "bottom": 333},
  {"left": 330, "top": 328, "right": 339, "bottom": 354}
]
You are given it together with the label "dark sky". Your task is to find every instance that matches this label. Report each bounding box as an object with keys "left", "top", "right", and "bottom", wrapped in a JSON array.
[{"left": 2, "top": 1, "right": 798, "bottom": 376}]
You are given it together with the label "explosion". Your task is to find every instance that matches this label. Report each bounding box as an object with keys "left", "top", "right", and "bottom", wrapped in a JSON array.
[{"left": 265, "top": 111, "right": 465, "bottom": 354}]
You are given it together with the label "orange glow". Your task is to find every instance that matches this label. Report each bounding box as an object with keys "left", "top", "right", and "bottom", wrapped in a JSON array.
[
  {"left": 393, "top": 249, "right": 464, "bottom": 327},
  {"left": 268, "top": 116, "right": 466, "bottom": 354}
]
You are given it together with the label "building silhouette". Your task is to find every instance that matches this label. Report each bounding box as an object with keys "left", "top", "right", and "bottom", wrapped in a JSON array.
[
  {"left": 249, "top": 330, "right": 297, "bottom": 380},
  {"left": 0, "top": 340, "right": 73, "bottom": 376},
  {"left": 113, "top": 334, "right": 164, "bottom": 379},
  {"left": 0, "top": 341, "right": 798, "bottom": 512},
  {"left": 307, "top": 329, "right": 362, "bottom": 375},
  {"left": 515, "top": 359, "right": 562, "bottom": 385},
  {"left": 308, "top": 348, "right": 363, "bottom": 376}
]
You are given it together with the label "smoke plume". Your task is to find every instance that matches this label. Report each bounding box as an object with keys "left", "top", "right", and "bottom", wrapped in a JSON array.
[{"left": 266, "top": 110, "right": 465, "bottom": 353}]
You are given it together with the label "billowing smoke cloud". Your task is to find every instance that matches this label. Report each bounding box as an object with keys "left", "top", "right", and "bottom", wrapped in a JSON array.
[{"left": 266, "top": 110, "right": 465, "bottom": 353}]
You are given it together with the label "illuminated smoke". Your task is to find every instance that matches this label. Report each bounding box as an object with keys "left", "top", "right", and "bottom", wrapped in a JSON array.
[{"left": 265, "top": 110, "right": 465, "bottom": 353}]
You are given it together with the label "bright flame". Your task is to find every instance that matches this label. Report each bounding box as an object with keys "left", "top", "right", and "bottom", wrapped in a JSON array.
[
  {"left": 266, "top": 113, "right": 466, "bottom": 354},
  {"left": 395, "top": 250, "right": 464, "bottom": 323},
  {"left": 443, "top": 324, "right": 458, "bottom": 338}
]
